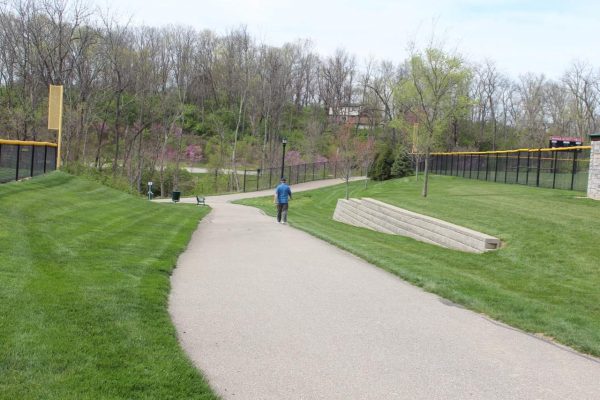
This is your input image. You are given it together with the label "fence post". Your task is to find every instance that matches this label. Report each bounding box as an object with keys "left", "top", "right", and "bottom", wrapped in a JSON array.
[
  {"left": 323, "top": 162, "right": 326, "bottom": 179},
  {"left": 570, "top": 149, "right": 578, "bottom": 191},
  {"left": 43, "top": 145, "right": 48, "bottom": 173},
  {"left": 468, "top": 154, "right": 473, "bottom": 178},
  {"left": 288, "top": 166, "right": 292, "bottom": 183},
  {"left": 30, "top": 145, "right": 35, "bottom": 177},
  {"left": 515, "top": 151, "right": 521, "bottom": 183},
  {"left": 526, "top": 152, "right": 531, "bottom": 185},
  {"left": 443, "top": 155, "right": 447, "bottom": 175},
  {"left": 552, "top": 151, "right": 558, "bottom": 189},
  {"left": 494, "top": 153, "right": 499, "bottom": 182},
  {"left": 454, "top": 154, "right": 458, "bottom": 176},
  {"left": 536, "top": 150, "right": 542, "bottom": 187},
  {"left": 504, "top": 152, "right": 509, "bottom": 183},
  {"left": 334, "top": 162, "right": 337, "bottom": 178},
  {"left": 485, "top": 154, "right": 490, "bottom": 181},
  {"left": 15, "top": 144, "right": 21, "bottom": 181},
  {"left": 256, "top": 169, "right": 260, "bottom": 191},
  {"left": 312, "top": 163, "right": 315, "bottom": 180},
  {"left": 476, "top": 154, "right": 481, "bottom": 179},
  {"left": 269, "top": 167, "right": 272, "bottom": 188},
  {"left": 243, "top": 169, "right": 247, "bottom": 192}
]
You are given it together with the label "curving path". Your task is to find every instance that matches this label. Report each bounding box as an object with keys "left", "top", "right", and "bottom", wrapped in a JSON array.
[{"left": 168, "top": 179, "right": 600, "bottom": 400}]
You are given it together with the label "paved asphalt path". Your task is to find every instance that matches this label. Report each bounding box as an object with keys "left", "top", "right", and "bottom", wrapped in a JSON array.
[{"left": 168, "top": 179, "right": 600, "bottom": 400}]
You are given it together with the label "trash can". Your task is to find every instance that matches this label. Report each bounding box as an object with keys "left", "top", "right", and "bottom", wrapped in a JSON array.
[{"left": 171, "top": 191, "right": 181, "bottom": 203}]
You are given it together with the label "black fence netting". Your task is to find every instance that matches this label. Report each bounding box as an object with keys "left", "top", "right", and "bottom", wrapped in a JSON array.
[
  {"left": 424, "top": 147, "right": 590, "bottom": 191},
  {"left": 0, "top": 141, "right": 58, "bottom": 184},
  {"left": 241, "top": 161, "right": 363, "bottom": 192}
]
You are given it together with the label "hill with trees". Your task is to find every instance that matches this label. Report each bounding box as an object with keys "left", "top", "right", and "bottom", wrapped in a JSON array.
[{"left": 1, "top": 0, "right": 598, "bottom": 195}]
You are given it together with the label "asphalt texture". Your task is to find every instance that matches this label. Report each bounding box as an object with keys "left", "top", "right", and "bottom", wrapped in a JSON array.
[{"left": 168, "top": 179, "right": 600, "bottom": 400}]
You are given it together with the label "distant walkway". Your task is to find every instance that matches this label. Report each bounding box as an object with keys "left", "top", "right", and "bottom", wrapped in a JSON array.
[
  {"left": 168, "top": 179, "right": 600, "bottom": 400},
  {"left": 186, "top": 167, "right": 253, "bottom": 175}
]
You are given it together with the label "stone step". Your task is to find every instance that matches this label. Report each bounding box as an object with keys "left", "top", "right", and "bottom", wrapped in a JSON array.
[
  {"left": 355, "top": 202, "right": 478, "bottom": 252},
  {"left": 362, "top": 198, "right": 499, "bottom": 249},
  {"left": 332, "top": 198, "right": 501, "bottom": 253},
  {"left": 334, "top": 200, "right": 396, "bottom": 234},
  {"left": 358, "top": 201, "right": 489, "bottom": 252}
]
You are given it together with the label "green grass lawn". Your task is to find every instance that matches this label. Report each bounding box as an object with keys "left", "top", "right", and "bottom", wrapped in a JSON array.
[
  {"left": 238, "top": 175, "right": 600, "bottom": 357},
  {"left": 0, "top": 172, "right": 218, "bottom": 399}
]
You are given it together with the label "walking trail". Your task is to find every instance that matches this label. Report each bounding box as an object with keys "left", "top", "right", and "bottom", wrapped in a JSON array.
[{"left": 168, "top": 179, "right": 600, "bottom": 400}]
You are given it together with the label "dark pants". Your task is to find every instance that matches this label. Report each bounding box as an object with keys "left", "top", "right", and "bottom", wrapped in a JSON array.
[{"left": 277, "top": 203, "right": 289, "bottom": 223}]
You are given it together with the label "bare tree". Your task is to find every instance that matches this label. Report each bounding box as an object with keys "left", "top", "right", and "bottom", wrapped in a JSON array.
[
  {"left": 517, "top": 73, "right": 547, "bottom": 147},
  {"left": 563, "top": 61, "right": 599, "bottom": 137}
]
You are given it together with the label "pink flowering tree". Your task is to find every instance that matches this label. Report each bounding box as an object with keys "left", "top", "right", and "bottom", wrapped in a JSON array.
[
  {"left": 185, "top": 144, "right": 203, "bottom": 167},
  {"left": 285, "top": 150, "right": 303, "bottom": 166}
]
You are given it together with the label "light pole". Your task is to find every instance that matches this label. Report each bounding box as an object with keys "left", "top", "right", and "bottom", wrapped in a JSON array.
[{"left": 280, "top": 138, "right": 287, "bottom": 179}]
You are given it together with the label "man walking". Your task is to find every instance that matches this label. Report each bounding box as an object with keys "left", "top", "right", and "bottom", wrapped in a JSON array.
[{"left": 274, "top": 178, "right": 292, "bottom": 224}]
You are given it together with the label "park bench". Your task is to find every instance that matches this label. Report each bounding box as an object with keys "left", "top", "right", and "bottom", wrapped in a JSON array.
[{"left": 196, "top": 196, "right": 206, "bottom": 206}]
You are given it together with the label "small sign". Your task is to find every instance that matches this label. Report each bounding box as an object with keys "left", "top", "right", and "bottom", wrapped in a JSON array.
[{"left": 148, "top": 181, "right": 153, "bottom": 186}]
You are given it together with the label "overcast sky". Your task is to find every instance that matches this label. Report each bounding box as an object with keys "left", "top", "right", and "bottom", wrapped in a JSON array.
[{"left": 97, "top": 0, "right": 599, "bottom": 79}]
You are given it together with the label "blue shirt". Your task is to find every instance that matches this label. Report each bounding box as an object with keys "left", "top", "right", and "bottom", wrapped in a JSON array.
[{"left": 275, "top": 183, "right": 292, "bottom": 204}]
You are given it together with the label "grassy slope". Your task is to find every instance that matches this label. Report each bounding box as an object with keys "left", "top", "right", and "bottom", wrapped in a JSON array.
[
  {"left": 0, "top": 172, "right": 218, "bottom": 400},
  {"left": 239, "top": 175, "right": 600, "bottom": 356}
]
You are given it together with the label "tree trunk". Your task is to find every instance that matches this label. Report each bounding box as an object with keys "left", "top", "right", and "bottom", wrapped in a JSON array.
[
  {"left": 422, "top": 150, "right": 430, "bottom": 198},
  {"left": 113, "top": 92, "right": 122, "bottom": 176}
]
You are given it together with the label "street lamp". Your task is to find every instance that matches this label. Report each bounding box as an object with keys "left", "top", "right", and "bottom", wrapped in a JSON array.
[{"left": 280, "top": 138, "right": 287, "bottom": 179}]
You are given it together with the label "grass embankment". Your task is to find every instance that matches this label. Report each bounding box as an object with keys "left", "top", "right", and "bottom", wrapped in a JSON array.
[
  {"left": 239, "top": 176, "right": 600, "bottom": 356},
  {"left": 0, "top": 172, "right": 218, "bottom": 399}
]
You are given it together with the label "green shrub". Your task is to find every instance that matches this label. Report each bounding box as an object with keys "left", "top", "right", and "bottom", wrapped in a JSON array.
[
  {"left": 391, "top": 148, "right": 414, "bottom": 178},
  {"left": 142, "top": 167, "right": 196, "bottom": 197},
  {"left": 369, "top": 147, "right": 394, "bottom": 181}
]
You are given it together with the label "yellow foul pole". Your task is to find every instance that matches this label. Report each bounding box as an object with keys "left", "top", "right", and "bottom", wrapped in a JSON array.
[{"left": 48, "top": 85, "right": 64, "bottom": 168}]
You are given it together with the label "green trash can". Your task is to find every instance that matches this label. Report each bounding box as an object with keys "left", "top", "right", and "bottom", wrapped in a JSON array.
[{"left": 172, "top": 191, "right": 181, "bottom": 203}]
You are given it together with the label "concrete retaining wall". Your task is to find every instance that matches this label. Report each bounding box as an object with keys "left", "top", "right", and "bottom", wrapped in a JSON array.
[{"left": 333, "top": 198, "right": 500, "bottom": 253}]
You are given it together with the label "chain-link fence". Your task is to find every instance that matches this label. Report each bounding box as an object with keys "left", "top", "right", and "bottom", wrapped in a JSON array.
[
  {"left": 426, "top": 147, "right": 591, "bottom": 191},
  {"left": 0, "top": 140, "right": 58, "bottom": 184},
  {"left": 241, "top": 161, "right": 363, "bottom": 192}
]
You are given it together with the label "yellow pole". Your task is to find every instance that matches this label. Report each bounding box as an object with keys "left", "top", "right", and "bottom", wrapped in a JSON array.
[
  {"left": 57, "top": 121, "right": 62, "bottom": 169},
  {"left": 48, "top": 85, "right": 64, "bottom": 169}
]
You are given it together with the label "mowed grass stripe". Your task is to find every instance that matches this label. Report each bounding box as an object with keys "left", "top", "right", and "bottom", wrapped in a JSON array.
[
  {"left": 238, "top": 176, "right": 600, "bottom": 356},
  {"left": 0, "top": 172, "right": 218, "bottom": 400}
]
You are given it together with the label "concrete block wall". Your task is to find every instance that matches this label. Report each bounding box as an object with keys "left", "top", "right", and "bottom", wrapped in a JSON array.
[{"left": 333, "top": 198, "right": 500, "bottom": 253}]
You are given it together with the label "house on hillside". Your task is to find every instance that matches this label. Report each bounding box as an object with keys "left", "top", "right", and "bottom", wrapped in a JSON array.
[{"left": 327, "top": 104, "right": 383, "bottom": 129}]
